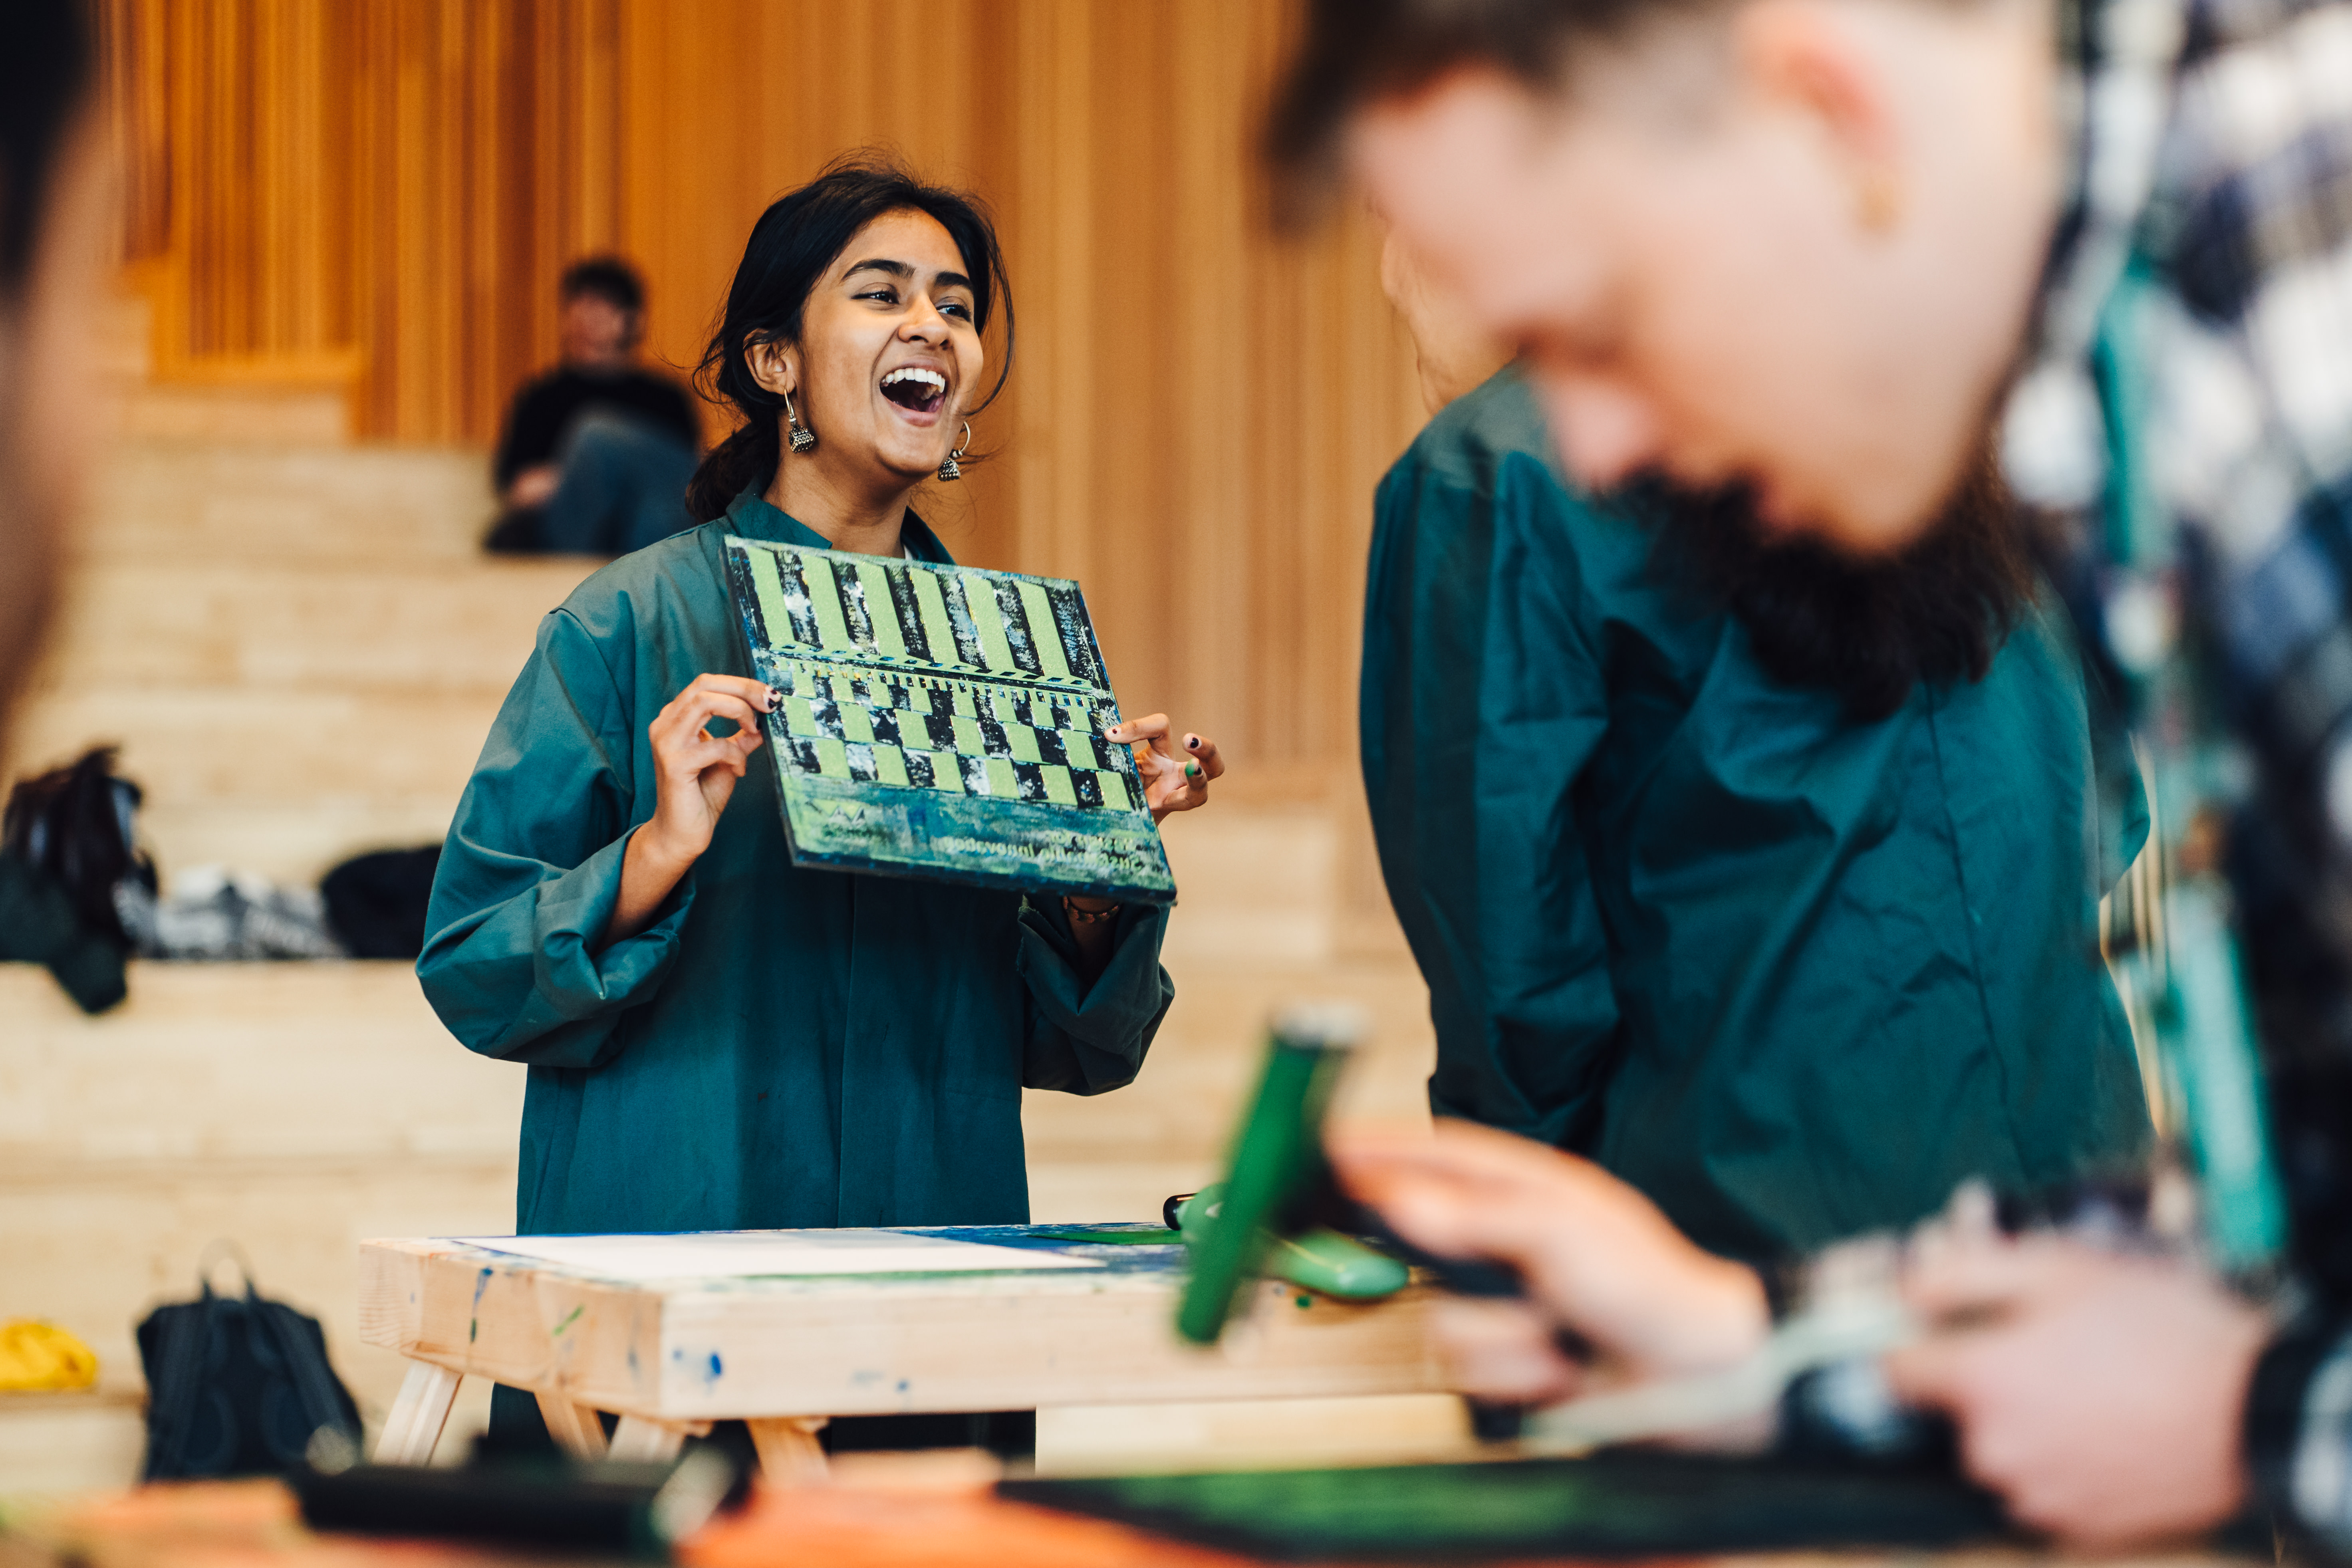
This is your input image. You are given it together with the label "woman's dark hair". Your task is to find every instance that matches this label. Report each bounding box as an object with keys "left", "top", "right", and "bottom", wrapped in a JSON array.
[
  {"left": 685, "top": 154, "right": 1015, "bottom": 521},
  {"left": 1, "top": 0, "right": 92, "bottom": 290},
  {"left": 1655, "top": 451, "right": 2034, "bottom": 722}
]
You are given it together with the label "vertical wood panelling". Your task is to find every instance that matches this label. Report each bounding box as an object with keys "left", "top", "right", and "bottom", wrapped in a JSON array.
[
  {"left": 1171, "top": 0, "right": 1256, "bottom": 763},
  {"left": 100, "top": 0, "right": 1423, "bottom": 774}
]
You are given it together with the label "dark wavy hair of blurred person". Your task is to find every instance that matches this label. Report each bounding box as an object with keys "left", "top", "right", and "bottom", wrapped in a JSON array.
[
  {"left": 1653, "top": 451, "right": 2034, "bottom": 722},
  {"left": 0, "top": 0, "right": 97, "bottom": 754}
]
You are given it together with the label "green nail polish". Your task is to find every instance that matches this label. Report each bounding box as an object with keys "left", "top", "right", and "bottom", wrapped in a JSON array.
[{"left": 1185, "top": 760, "right": 1201, "bottom": 779}]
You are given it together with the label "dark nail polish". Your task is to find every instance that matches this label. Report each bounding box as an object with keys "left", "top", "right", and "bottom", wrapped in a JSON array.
[
  {"left": 1185, "top": 734, "right": 1200, "bottom": 750},
  {"left": 765, "top": 687, "right": 782, "bottom": 711},
  {"left": 1185, "top": 760, "right": 1201, "bottom": 780}
]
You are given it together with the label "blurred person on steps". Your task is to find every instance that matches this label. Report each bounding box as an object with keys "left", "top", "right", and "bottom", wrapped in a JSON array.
[{"left": 486, "top": 256, "right": 703, "bottom": 557}]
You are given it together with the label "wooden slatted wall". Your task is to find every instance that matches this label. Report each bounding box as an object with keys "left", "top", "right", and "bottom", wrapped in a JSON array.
[{"left": 97, "top": 0, "right": 1423, "bottom": 772}]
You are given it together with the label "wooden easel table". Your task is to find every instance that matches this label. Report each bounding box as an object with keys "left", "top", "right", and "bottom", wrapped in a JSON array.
[{"left": 357, "top": 1225, "right": 1446, "bottom": 1480}]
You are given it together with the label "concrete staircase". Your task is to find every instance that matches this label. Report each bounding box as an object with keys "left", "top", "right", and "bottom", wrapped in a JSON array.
[{"left": 0, "top": 436, "right": 1437, "bottom": 1490}]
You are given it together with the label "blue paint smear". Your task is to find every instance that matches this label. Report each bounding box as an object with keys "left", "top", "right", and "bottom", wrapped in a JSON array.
[
  {"left": 895, "top": 1224, "right": 1187, "bottom": 1278},
  {"left": 706, "top": 1352, "right": 724, "bottom": 1384},
  {"left": 469, "top": 1266, "right": 493, "bottom": 1344}
]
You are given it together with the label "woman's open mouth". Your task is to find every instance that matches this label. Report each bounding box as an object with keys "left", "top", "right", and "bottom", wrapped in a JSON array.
[{"left": 880, "top": 366, "right": 949, "bottom": 419}]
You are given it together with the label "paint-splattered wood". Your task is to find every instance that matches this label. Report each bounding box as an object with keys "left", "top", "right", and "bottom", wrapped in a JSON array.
[{"left": 357, "top": 1227, "right": 1447, "bottom": 1422}]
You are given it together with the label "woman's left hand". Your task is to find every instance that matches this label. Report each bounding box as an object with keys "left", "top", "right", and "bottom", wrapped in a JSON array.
[{"left": 1108, "top": 714, "right": 1223, "bottom": 824}]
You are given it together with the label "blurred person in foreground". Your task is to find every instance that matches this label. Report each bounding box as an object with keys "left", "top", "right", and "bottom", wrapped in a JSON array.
[
  {"left": 1270, "top": 0, "right": 2352, "bottom": 1549},
  {"left": 1367, "top": 233, "right": 2150, "bottom": 1262},
  {"left": 485, "top": 256, "right": 702, "bottom": 556},
  {"left": 0, "top": 0, "right": 129, "bottom": 1009}
]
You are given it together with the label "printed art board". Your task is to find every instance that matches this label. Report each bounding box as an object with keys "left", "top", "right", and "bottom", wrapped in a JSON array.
[{"left": 724, "top": 535, "right": 1177, "bottom": 902}]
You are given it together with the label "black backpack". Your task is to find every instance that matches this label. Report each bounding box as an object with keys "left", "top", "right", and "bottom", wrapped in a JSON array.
[
  {"left": 1, "top": 744, "right": 156, "bottom": 944},
  {"left": 135, "top": 1248, "right": 363, "bottom": 1480}
]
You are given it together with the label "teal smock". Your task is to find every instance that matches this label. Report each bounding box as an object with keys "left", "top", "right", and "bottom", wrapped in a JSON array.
[
  {"left": 1362, "top": 368, "right": 2152, "bottom": 1259},
  {"left": 419, "top": 488, "right": 1175, "bottom": 1236}
]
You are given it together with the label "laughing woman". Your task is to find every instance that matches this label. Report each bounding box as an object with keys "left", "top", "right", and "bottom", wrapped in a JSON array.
[{"left": 419, "top": 160, "right": 1220, "bottom": 1449}]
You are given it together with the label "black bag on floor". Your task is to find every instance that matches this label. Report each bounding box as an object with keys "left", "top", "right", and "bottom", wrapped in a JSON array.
[
  {"left": 0, "top": 746, "right": 153, "bottom": 1010},
  {"left": 2, "top": 744, "right": 156, "bottom": 943},
  {"left": 136, "top": 1247, "right": 363, "bottom": 1480},
  {"left": 320, "top": 844, "right": 441, "bottom": 959}
]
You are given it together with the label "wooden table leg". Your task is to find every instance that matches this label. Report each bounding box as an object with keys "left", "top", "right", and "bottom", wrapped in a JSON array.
[
  {"left": 536, "top": 1391, "right": 609, "bottom": 1461},
  {"left": 744, "top": 1416, "right": 830, "bottom": 1484},
  {"left": 375, "top": 1361, "right": 461, "bottom": 1465},
  {"left": 608, "top": 1413, "right": 707, "bottom": 1463}
]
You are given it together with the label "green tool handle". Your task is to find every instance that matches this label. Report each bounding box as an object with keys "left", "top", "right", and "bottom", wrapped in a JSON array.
[{"left": 1176, "top": 1032, "right": 1344, "bottom": 1344}]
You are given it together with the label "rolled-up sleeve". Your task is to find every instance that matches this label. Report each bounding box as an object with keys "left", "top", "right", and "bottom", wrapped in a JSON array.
[
  {"left": 1014, "top": 897, "right": 1175, "bottom": 1095},
  {"left": 417, "top": 608, "right": 692, "bottom": 1069}
]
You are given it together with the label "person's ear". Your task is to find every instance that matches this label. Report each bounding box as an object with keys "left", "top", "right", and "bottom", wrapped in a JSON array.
[
  {"left": 745, "top": 335, "right": 800, "bottom": 398},
  {"left": 1737, "top": 0, "right": 1906, "bottom": 233}
]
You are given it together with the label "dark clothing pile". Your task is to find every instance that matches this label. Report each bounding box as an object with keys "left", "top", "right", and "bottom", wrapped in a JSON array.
[
  {"left": 0, "top": 854, "right": 125, "bottom": 1012},
  {"left": 0, "top": 746, "right": 148, "bottom": 1012},
  {"left": 319, "top": 846, "right": 441, "bottom": 959}
]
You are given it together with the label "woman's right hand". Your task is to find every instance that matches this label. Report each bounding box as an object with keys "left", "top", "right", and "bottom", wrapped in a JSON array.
[
  {"left": 642, "top": 674, "right": 775, "bottom": 865},
  {"left": 603, "top": 674, "right": 773, "bottom": 948}
]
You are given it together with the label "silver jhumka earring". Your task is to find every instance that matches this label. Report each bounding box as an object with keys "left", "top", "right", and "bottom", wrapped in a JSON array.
[
  {"left": 938, "top": 421, "right": 972, "bottom": 482},
  {"left": 783, "top": 389, "right": 817, "bottom": 454}
]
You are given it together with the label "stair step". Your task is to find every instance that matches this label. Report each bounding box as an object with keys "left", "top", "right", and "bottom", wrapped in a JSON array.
[
  {"left": 1157, "top": 808, "right": 1339, "bottom": 965},
  {"left": 7, "top": 683, "right": 498, "bottom": 834},
  {"left": 31, "top": 560, "right": 587, "bottom": 696},
  {"left": 2, "top": 964, "right": 518, "bottom": 1165},
  {"left": 3, "top": 953, "right": 1426, "bottom": 1174},
  {"left": 71, "top": 444, "right": 494, "bottom": 566},
  {"left": 1020, "top": 962, "right": 1433, "bottom": 1163},
  {"left": 0, "top": 1391, "right": 151, "bottom": 1495},
  {"left": 115, "top": 382, "right": 355, "bottom": 445},
  {"left": 101, "top": 801, "right": 461, "bottom": 887}
]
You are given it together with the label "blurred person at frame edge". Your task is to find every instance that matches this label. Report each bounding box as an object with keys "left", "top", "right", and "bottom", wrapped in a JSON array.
[
  {"left": 1266, "top": 0, "right": 2352, "bottom": 1552},
  {"left": 0, "top": 3, "right": 123, "bottom": 980},
  {"left": 0, "top": 0, "right": 101, "bottom": 752}
]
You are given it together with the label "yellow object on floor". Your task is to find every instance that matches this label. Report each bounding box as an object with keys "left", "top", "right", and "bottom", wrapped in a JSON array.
[{"left": 0, "top": 1320, "right": 99, "bottom": 1391}]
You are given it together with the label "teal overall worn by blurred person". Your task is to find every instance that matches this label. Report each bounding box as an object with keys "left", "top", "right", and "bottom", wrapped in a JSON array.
[{"left": 1362, "top": 367, "right": 2152, "bottom": 1259}]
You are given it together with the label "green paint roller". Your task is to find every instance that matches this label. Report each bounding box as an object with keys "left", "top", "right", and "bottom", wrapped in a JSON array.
[{"left": 1173, "top": 1006, "right": 1409, "bottom": 1345}]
